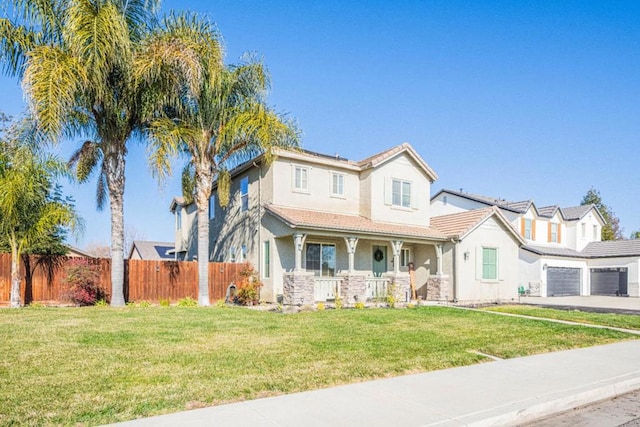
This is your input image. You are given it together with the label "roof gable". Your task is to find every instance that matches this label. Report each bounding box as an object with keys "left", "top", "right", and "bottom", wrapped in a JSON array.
[
  {"left": 357, "top": 143, "right": 438, "bottom": 182},
  {"left": 430, "top": 207, "right": 525, "bottom": 245},
  {"left": 128, "top": 241, "right": 175, "bottom": 260}
]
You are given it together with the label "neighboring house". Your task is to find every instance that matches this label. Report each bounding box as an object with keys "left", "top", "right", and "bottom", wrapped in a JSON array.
[
  {"left": 431, "top": 189, "right": 640, "bottom": 298},
  {"left": 128, "top": 241, "right": 175, "bottom": 261},
  {"left": 66, "top": 245, "right": 96, "bottom": 258}
]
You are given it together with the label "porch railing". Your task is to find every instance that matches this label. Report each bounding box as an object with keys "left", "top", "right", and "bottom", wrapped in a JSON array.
[
  {"left": 314, "top": 277, "right": 341, "bottom": 302},
  {"left": 366, "top": 277, "right": 390, "bottom": 301}
]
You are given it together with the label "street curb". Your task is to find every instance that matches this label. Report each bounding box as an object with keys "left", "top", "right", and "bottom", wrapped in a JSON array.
[{"left": 467, "top": 375, "right": 640, "bottom": 426}]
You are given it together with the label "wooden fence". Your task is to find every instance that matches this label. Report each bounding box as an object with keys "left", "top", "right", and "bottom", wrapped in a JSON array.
[{"left": 0, "top": 253, "right": 247, "bottom": 305}]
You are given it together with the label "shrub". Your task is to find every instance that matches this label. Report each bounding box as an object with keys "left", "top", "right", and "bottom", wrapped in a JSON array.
[
  {"left": 138, "top": 300, "right": 151, "bottom": 308},
  {"left": 63, "top": 258, "right": 105, "bottom": 306},
  {"left": 234, "top": 266, "right": 263, "bottom": 306},
  {"left": 215, "top": 299, "right": 226, "bottom": 308},
  {"left": 159, "top": 299, "right": 170, "bottom": 307},
  {"left": 334, "top": 296, "right": 343, "bottom": 310},
  {"left": 95, "top": 299, "right": 108, "bottom": 307},
  {"left": 386, "top": 282, "right": 397, "bottom": 308},
  {"left": 316, "top": 302, "right": 325, "bottom": 311},
  {"left": 355, "top": 302, "right": 365, "bottom": 309},
  {"left": 177, "top": 297, "right": 198, "bottom": 307}
]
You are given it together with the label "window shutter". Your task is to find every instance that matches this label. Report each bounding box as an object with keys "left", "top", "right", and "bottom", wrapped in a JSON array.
[
  {"left": 520, "top": 218, "right": 525, "bottom": 237},
  {"left": 475, "top": 247, "right": 482, "bottom": 280},
  {"left": 547, "top": 223, "right": 551, "bottom": 242},
  {"left": 532, "top": 220, "right": 536, "bottom": 240},
  {"left": 558, "top": 224, "right": 562, "bottom": 244},
  {"left": 496, "top": 248, "right": 502, "bottom": 280},
  {"left": 410, "top": 182, "right": 418, "bottom": 209},
  {"left": 384, "top": 178, "right": 392, "bottom": 205}
]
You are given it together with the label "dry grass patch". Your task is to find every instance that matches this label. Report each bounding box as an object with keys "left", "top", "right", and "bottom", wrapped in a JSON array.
[{"left": 0, "top": 305, "right": 635, "bottom": 425}]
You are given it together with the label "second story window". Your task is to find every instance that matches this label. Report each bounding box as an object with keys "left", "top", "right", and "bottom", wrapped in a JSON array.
[
  {"left": 522, "top": 218, "right": 536, "bottom": 240},
  {"left": 549, "top": 223, "right": 558, "bottom": 243},
  {"left": 209, "top": 195, "right": 215, "bottom": 220},
  {"left": 593, "top": 225, "right": 598, "bottom": 240},
  {"left": 294, "top": 166, "right": 308, "bottom": 191},
  {"left": 331, "top": 173, "right": 344, "bottom": 196},
  {"left": 240, "top": 177, "right": 249, "bottom": 212},
  {"left": 176, "top": 209, "right": 182, "bottom": 230},
  {"left": 392, "top": 179, "right": 411, "bottom": 208}
]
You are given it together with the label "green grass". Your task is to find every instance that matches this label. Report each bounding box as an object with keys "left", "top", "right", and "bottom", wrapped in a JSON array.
[
  {"left": 0, "top": 306, "right": 636, "bottom": 425},
  {"left": 483, "top": 304, "right": 640, "bottom": 330}
]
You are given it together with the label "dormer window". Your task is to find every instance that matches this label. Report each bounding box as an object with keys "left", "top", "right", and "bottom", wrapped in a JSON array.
[
  {"left": 523, "top": 218, "right": 532, "bottom": 240},
  {"left": 176, "top": 208, "right": 182, "bottom": 230},
  {"left": 549, "top": 223, "right": 558, "bottom": 243}
]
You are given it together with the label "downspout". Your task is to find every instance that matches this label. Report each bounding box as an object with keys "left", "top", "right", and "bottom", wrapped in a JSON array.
[
  {"left": 253, "top": 162, "right": 262, "bottom": 300},
  {"left": 451, "top": 238, "right": 458, "bottom": 303}
]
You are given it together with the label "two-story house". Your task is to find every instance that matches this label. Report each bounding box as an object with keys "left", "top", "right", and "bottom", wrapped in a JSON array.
[
  {"left": 171, "top": 144, "right": 526, "bottom": 304},
  {"left": 431, "top": 189, "right": 640, "bottom": 298}
]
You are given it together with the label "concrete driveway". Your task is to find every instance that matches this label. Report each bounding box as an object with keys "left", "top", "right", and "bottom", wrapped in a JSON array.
[{"left": 520, "top": 296, "right": 640, "bottom": 314}]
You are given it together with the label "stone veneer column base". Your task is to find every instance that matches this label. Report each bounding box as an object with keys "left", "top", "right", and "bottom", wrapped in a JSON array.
[
  {"left": 340, "top": 275, "right": 366, "bottom": 305},
  {"left": 283, "top": 272, "right": 315, "bottom": 306},
  {"left": 426, "top": 274, "right": 450, "bottom": 301},
  {"left": 390, "top": 274, "right": 411, "bottom": 303}
]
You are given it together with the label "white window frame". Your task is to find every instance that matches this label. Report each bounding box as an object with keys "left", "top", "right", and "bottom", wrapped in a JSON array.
[
  {"left": 400, "top": 248, "right": 411, "bottom": 267},
  {"left": 305, "top": 242, "right": 336, "bottom": 277},
  {"left": 392, "top": 178, "right": 412, "bottom": 208},
  {"left": 263, "top": 240, "right": 270, "bottom": 279},
  {"left": 550, "top": 223, "right": 558, "bottom": 243},
  {"left": 240, "top": 177, "right": 249, "bottom": 212},
  {"left": 331, "top": 172, "right": 345, "bottom": 197},
  {"left": 293, "top": 166, "right": 309, "bottom": 192},
  {"left": 524, "top": 218, "right": 532, "bottom": 240},
  {"left": 593, "top": 224, "right": 598, "bottom": 240}
]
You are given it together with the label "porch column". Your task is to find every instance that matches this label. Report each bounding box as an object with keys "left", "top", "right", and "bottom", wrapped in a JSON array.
[
  {"left": 435, "top": 244, "right": 443, "bottom": 275},
  {"left": 293, "top": 233, "right": 307, "bottom": 271},
  {"left": 344, "top": 237, "right": 359, "bottom": 273},
  {"left": 391, "top": 240, "right": 403, "bottom": 275}
]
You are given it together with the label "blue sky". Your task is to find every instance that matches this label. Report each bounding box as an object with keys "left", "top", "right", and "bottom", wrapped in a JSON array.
[{"left": 1, "top": 1, "right": 639, "bottom": 249}]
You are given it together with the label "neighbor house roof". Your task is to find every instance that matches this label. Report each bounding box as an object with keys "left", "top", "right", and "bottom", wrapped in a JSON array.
[
  {"left": 433, "top": 189, "right": 605, "bottom": 222},
  {"left": 128, "top": 241, "right": 175, "bottom": 260},
  {"left": 581, "top": 240, "right": 640, "bottom": 258},
  {"left": 65, "top": 245, "right": 95, "bottom": 258},
  {"left": 264, "top": 204, "right": 447, "bottom": 241},
  {"left": 430, "top": 207, "right": 525, "bottom": 244},
  {"left": 522, "top": 245, "right": 585, "bottom": 258},
  {"left": 169, "top": 196, "right": 187, "bottom": 212}
]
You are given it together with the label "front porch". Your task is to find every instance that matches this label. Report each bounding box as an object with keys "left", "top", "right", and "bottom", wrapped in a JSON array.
[{"left": 281, "top": 233, "right": 451, "bottom": 306}]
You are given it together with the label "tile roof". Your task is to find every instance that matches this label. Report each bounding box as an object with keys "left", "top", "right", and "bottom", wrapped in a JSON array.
[
  {"left": 582, "top": 240, "right": 640, "bottom": 258},
  {"left": 129, "top": 241, "right": 175, "bottom": 260},
  {"left": 522, "top": 245, "right": 585, "bottom": 258},
  {"left": 265, "top": 204, "right": 446, "bottom": 240},
  {"left": 356, "top": 143, "right": 439, "bottom": 181},
  {"left": 429, "top": 208, "right": 496, "bottom": 239},
  {"left": 434, "top": 189, "right": 529, "bottom": 213},
  {"left": 560, "top": 205, "right": 593, "bottom": 220},
  {"left": 537, "top": 205, "right": 560, "bottom": 217}
]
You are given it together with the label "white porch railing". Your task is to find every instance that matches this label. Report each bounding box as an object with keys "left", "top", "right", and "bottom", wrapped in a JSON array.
[
  {"left": 366, "top": 277, "right": 390, "bottom": 301},
  {"left": 314, "top": 277, "right": 341, "bottom": 302}
]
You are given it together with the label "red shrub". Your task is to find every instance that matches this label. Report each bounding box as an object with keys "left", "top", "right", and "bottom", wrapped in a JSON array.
[{"left": 63, "top": 258, "right": 106, "bottom": 306}]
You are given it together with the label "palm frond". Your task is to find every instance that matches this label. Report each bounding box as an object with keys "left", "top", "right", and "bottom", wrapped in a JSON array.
[
  {"left": 180, "top": 162, "right": 195, "bottom": 205},
  {"left": 145, "top": 117, "right": 197, "bottom": 180},
  {"left": 95, "top": 169, "right": 107, "bottom": 211},
  {"left": 68, "top": 140, "right": 101, "bottom": 183}
]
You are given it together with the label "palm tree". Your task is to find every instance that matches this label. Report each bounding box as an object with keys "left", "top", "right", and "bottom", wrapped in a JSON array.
[
  {"left": 2, "top": 0, "right": 198, "bottom": 306},
  {"left": 144, "top": 16, "right": 299, "bottom": 306},
  {"left": 0, "top": 117, "right": 80, "bottom": 307}
]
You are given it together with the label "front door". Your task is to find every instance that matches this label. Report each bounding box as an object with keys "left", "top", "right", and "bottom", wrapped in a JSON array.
[{"left": 372, "top": 245, "right": 387, "bottom": 277}]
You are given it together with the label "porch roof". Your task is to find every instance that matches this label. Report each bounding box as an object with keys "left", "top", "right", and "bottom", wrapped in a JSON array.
[
  {"left": 430, "top": 207, "right": 525, "bottom": 244},
  {"left": 265, "top": 204, "right": 447, "bottom": 241}
]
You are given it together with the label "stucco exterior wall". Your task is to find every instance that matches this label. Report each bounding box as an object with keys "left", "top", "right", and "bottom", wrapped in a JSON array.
[
  {"left": 430, "top": 193, "right": 485, "bottom": 217},
  {"left": 575, "top": 211, "right": 602, "bottom": 251},
  {"left": 367, "top": 153, "right": 432, "bottom": 226},
  {"left": 454, "top": 217, "right": 520, "bottom": 303}
]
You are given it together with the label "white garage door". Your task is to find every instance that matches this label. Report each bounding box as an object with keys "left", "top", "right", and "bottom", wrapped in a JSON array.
[{"left": 547, "top": 267, "right": 581, "bottom": 296}]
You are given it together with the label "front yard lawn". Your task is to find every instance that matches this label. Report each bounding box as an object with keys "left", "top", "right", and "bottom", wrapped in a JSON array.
[
  {"left": 0, "top": 305, "right": 636, "bottom": 425},
  {"left": 483, "top": 305, "right": 640, "bottom": 330}
]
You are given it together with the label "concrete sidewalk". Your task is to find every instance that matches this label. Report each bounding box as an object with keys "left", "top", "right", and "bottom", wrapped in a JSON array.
[{"left": 111, "top": 340, "right": 640, "bottom": 427}]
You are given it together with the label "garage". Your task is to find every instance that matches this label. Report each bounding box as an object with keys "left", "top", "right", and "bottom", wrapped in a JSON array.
[
  {"left": 547, "top": 267, "right": 581, "bottom": 296},
  {"left": 590, "top": 268, "right": 628, "bottom": 296}
]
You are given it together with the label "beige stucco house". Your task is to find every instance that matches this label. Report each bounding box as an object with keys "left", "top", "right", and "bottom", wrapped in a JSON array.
[{"left": 170, "top": 144, "right": 529, "bottom": 304}]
